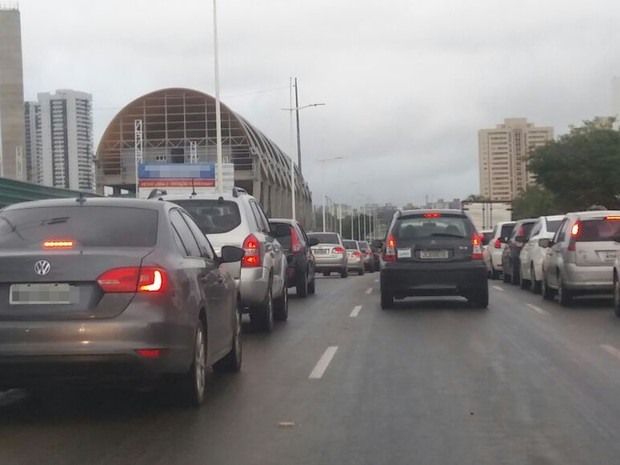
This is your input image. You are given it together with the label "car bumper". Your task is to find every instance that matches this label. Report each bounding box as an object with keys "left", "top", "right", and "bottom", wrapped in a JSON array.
[
  {"left": 347, "top": 258, "right": 364, "bottom": 270},
  {"left": 381, "top": 261, "right": 487, "bottom": 297},
  {"left": 314, "top": 255, "right": 346, "bottom": 271},
  {"left": 563, "top": 263, "right": 614, "bottom": 291},
  {"left": 238, "top": 266, "right": 270, "bottom": 308}
]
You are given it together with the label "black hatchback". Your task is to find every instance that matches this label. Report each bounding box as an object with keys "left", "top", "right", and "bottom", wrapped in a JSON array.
[{"left": 380, "top": 209, "right": 488, "bottom": 309}]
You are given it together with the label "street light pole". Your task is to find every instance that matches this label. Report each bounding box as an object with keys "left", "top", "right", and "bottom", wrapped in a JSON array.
[{"left": 213, "top": 0, "right": 224, "bottom": 193}]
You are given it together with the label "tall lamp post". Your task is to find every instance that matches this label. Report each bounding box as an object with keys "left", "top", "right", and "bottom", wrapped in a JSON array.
[
  {"left": 317, "top": 156, "right": 344, "bottom": 231},
  {"left": 212, "top": 0, "right": 224, "bottom": 192}
]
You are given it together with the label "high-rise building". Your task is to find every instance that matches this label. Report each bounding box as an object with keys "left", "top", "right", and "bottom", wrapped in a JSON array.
[
  {"left": 0, "top": 6, "right": 26, "bottom": 180},
  {"left": 25, "top": 90, "right": 94, "bottom": 191},
  {"left": 478, "top": 118, "right": 553, "bottom": 201},
  {"left": 612, "top": 77, "right": 620, "bottom": 118}
]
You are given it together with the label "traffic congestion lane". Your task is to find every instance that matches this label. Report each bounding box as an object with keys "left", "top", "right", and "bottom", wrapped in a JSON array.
[{"left": 3, "top": 276, "right": 620, "bottom": 463}]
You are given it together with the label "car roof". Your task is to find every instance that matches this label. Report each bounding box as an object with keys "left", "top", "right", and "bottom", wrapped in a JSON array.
[
  {"left": 269, "top": 218, "right": 296, "bottom": 224},
  {"left": 565, "top": 210, "right": 620, "bottom": 219},
  {"left": 399, "top": 208, "right": 465, "bottom": 216},
  {"left": 2, "top": 197, "right": 171, "bottom": 213}
]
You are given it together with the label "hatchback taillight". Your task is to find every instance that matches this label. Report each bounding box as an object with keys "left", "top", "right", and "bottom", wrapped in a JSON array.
[
  {"left": 494, "top": 238, "right": 501, "bottom": 249},
  {"left": 97, "top": 267, "right": 167, "bottom": 293},
  {"left": 290, "top": 227, "right": 302, "bottom": 254},
  {"left": 568, "top": 221, "right": 580, "bottom": 252},
  {"left": 383, "top": 234, "right": 396, "bottom": 262},
  {"left": 352, "top": 251, "right": 362, "bottom": 258},
  {"left": 472, "top": 235, "right": 484, "bottom": 260},
  {"left": 332, "top": 246, "right": 345, "bottom": 255},
  {"left": 242, "top": 234, "right": 261, "bottom": 267}
]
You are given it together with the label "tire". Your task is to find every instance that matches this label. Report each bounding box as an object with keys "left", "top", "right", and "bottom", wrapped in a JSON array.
[
  {"left": 380, "top": 284, "right": 394, "bottom": 309},
  {"left": 213, "top": 301, "right": 242, "bottom": 373},
  {"left": 530, "top": 265, "right": 541, "bottom": 294},
  {"left": 511, "top": 264, "right": 520, "bottom": 286},
  {"left": 323, "top": 271, "right": 330, "bottom": 277},
  {"left": 341, "top": 268, "right": 348, "bottom": 279},
  {"left": 557, "top": 274, "right": 573, "bottom": 307},
  {"left": 503, "top": 270, "right": 510, "bottom": 283},
  {"left": 308, "top": 275, "right": 316, "bottom": 295},
  {"left": 469, "top": 285, "right": 489, "bottom": 309},
  {"left": 358, "top": 267, "right": 364, "bottom": 276},
  {"left": 541, "top": 273, "right": 554, "bottom": 301},
  {"left": 492, "top": 269, "right": 501, "bottom": 280},
  {"left": 250, "top": 285, "right": 274, "bottom": 332},
  {"left": 296, "top": 270, "right": 308, "bottom": 298},
  {"left": 273, "top": 284, "right": 288, "bottom": 322},
  {"left": 614, "top": 275, "right": 620, "bottom": 318},
  {"left": 177, "top": 320, "right": 207, "bottom": 407}
]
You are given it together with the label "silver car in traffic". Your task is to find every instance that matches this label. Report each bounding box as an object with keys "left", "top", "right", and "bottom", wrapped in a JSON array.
[{"left": 307, "top": 232, "right": 348, "bottom": 278}]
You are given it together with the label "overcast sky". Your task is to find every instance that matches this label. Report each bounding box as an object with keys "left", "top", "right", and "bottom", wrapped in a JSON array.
[{"left": 17, "top": 0, "right": 620, "bottom": 206}]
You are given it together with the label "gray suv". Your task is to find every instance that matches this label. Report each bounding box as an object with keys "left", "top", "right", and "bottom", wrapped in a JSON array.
[{"left": 162, "top": 189, "right": 288, "bottom": 332}]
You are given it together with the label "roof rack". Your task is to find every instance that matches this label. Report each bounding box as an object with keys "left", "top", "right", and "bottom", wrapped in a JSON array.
[
  {"left": 147, "top": 189, "right": 167, "bottom": 199},
  {"left": 232, "top": 187, "right": 248, "bottom": 198}
]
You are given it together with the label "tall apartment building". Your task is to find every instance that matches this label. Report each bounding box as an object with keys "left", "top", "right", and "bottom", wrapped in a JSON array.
[
  {"left": 25, "top": 90, "right": 94, "bottom": 191},
  {"left": 0, "top": 6, "right": 26, "bottom": 180},
  {"left": 478, "top": 118, "right": 553, "bottom": 201},
  {"left": 612, "top": 77, "right": 620, "bottom": 117}
]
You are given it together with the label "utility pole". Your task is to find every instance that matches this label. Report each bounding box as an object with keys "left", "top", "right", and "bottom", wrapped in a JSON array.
[
  {"left": 294, "top": 78, "right": 302, "bottom": 174},
  {"left": 213, "top": 0, "right": 224, "bottom": 192}
]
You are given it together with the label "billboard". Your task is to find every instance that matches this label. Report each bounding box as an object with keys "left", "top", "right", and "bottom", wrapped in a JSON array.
[{"left": 138, "top": 163, "right": 215, "bottom": 188}]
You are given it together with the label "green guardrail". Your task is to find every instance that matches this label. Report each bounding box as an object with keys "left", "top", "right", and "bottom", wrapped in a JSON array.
[{"left": 0, "top": 177, "right": 101, "bottom": 208}]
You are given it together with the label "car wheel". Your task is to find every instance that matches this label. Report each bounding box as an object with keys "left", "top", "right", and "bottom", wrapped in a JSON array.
[
  {"left": 341, "top": 268, "right": 348, "bottom": 278},
  {"left": 296, "top": 270, "right": 308, "bottom": 298},
  {"left": 308, "top": 275, "right": 316, "bottom": 295},
  {"left": 177, "top": 320, "right": 207, "bottom": 407},
  {"left": 511, "top": 264, "right": 520, "bottom": 285},
  {"left": 614, "top": 275, "right": 620, "bottom": 318},
  {"left": 213, "top": 301, "right": 242, "bottom": 373},
  {"left": 541, "top": 273, "right": 554, "bottom": 301},
  {"left": 557, "top": 274, "right": 572, "bottom": 307},
  {"left": 469, "top": 285, "right": 489, "bottom": 309},
  {"left": 250, "top": 285, "right": 274, "bottom": 332},
  {"left": 358, "top": 267, "right": 364, "bottom": 276},
  {"left": 380, "top": 284, "right": 394, "bottom": 309},
  {"left": 520, "top": 271, "right": 529, "bottom": 290},
  {"left": 273, "top": 284, "right": 288, "bottom": 322},
  {"left": 530, "top": 265, "right": 541, "bottom": 294}
]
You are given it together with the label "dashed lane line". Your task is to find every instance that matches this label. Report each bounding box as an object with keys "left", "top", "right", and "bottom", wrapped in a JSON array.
[
  {"left": 309, "top": 346, "right": 339, "bottom": 379},
  {"left": 365, "top": 288, "right": 373, "bottom": 294},
  {"left": 350, "top": 305, "right": 362, "bottom": 318},
  {"left": 526, "top": 303, "right": 551, "bottom": 316},
  {"left": 492, "top": 285, "right": 504, "bottom": 292}
]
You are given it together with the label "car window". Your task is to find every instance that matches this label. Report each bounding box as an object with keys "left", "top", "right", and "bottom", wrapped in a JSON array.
[
  {"left": 249, "top": 201, "right": 269, "bottom": 233},
  {"left": 0, "top": 206, "right": 158, "bottom": 249},
  {"left": 500, "top": 223, "right": 515, "bottom": 241},
  {"left": 546, "top": 219, "right": 563, "bottom": 233},
  {"left": 343, "top": 240, "right": 358, "bottom": 250},
  {"left": 170, "top": 199, "right": 241, "bottom": 234},
  {"left": 308, "top": 232, "right": 340, "bottom": 244},
  {"left": 554, "top": 219, "right": 569, "bottom": 243},
  {"left": 393, "top": 214, "right": 472, "bottom": 240},
  {"left": 529, "top": 221, "right": 542, "bottom": 238},
  {"left": 358, "top": 241, "right": 370, "bottom": 251},
  {"left": 271, "top": 222, "right": 292, "bottom": 249},
  {"left": 170, "top": 210, "right": 202, "bottom": 257},
  {"left": 576, "top": 219, "right": 620, "bottom": 242},
  {"left": 181, "top": 211, "right": 215, "bottom": 259}
]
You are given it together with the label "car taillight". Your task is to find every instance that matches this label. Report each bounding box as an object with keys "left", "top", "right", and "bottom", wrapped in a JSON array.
[
  {"left": 290, "top": 227, "right": 302, "bottom": 254},
  {"left": 97, "top": 267, "right": 167, "bottom": 293},
  {"left": 242, "top": 234, "right": 261, "bottom": 267},
  {"left": 568, "top": 221, "right": 580, "bottom": 252},
  {"left": 365, "top": 250, "right": 372, "bottom": 256},
  {"left": 494, "top": 238, "right": 501, "bottom": 249},
  {"left": 353, "top": 251, "right": 362, "bottom": 258},
  {"left": 135, "top": 349, "right": 167, "bottom": 358},
  {"left": 472, "top": 235, "right": 483, "bottom": 260},
  {"left": 332, "top": 246, "right": 345, "bottom": 254},
  {"left": 383, "top": 234, "right": 396, "bottom": 262},
  {"left": 423, "top": 212, "right": 441, "bottom": 218},
  {"left": 43, "top": 239, "right": 75, "bottom": 250}
]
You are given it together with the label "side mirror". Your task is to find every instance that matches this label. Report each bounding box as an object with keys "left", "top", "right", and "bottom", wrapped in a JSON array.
[
  {"left": 538, "top": 238, "right": 551, "bottom": 248},
  {"left": 219, "top": 245, "right": 245, "bottom": 264},
  {"left": 308, "top": 237, "right": 320, "bottom": 247}
]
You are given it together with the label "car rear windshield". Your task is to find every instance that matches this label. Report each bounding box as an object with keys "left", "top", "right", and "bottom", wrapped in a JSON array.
[
  {"left": 394, "top": 214, "right": 472, "bottom": 240},
  {"left": 172, "top": 200, "right": 241, "bottom": 234},
  {"left": 482, "top": 231, "right": 493, "bottom": 246},
  {"left": 515, "top": 222, "right": 535, "bottom": 239},
  {"left": 500, "top": 223, "right": 515, "bottom": 240},
  {"left": 342, "top": 240, "right": 358, "bottom": 249},
  {"left": 358, "top": 241, "right": 370, "bottom": 250},
  {"left": 0, "top": 206, "right": 158, "bottom": 249},
  {"left": 546, "top": 219, "right": 562, "bottom": 233},
  {"left": 271, "top": 223, "right": 292, "bottom": 249},
  {"left": 577, "top": 219, "right": 620, "bottom": 242},
  {"left": 308, "top": 232, "right": 340, "bottom": 244}
]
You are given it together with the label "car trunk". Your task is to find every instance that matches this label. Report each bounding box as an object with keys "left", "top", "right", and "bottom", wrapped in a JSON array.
[
  {"left": 0, "top": 248, "right": 152, "bottom": 321},
  {"left": 395, "top": 235, "right": 473, "bottom": 263},
  {"left": 573, "top": 218, "right": 620, "bottom": 267}
]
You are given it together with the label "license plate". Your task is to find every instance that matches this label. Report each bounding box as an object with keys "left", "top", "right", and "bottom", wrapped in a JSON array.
[
  {"left": 10, "top": 283, "right": 72, "bottom": 305},
  {"left": 314, "top": 248, "right": 329, "bottom": 255},
  {"left": 604, "top": 251, "right": 617, "bottom": 262},
  {"left": 397, "top": 248, "right": 412, "bottom": 258},
  {"left": 419, "top": 249, "right": 449, "bottom": 260}
]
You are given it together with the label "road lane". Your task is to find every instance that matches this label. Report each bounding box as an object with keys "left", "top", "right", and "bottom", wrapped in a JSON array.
[{"left": 3, "top": 275, "right": 620, "bottom": 464}]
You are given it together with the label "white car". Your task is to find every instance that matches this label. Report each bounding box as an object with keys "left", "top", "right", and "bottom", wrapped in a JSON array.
[
  {"left": 518, "top": 215, "right": 564, "bottom": 292},
  {"left": 483, "top": 221, "right": 516, "bottom": 279}
]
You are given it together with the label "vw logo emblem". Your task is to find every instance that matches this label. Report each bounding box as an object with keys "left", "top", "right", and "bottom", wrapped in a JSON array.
[{"left": 34, "top": 260, "right": 51, "bottom": 276}]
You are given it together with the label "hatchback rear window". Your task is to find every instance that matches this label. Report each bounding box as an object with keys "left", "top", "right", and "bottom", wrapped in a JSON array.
[
  {"left": 546, "top": 219, "right": 562, "bottom": 233},
  {"left": 500, "top": 223, "right": 515, "bottom": 240},
  {"left": 342, "top": 240, "right": 358, "bottom": 249},
  {"left": 271, "top": 223, "right": 292, "bottom": 249},
  {"left": 358, "top": 241, "right": 370, "bottom": 251},
  {"left": 171, "top": 200, "right": 241, "bottom": 234},
  {"left": 394, "top": 214, "right": 472, "bottom": 240},
  {"left": 308, "top": 233, "right": 340, "bottom": 244},
  {"left": 0, "top": 206, "right": 158, "bottom": 249},
  {"left": 577, "top": 219, "right": 620, "bottom": 242}
]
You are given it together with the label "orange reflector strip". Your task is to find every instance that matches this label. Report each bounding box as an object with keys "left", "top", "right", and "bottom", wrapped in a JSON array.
[
  {"left": 606, "top": 216, "right": 620, "bottom": 220},
  {"left": 43, "top": 240, "right": 75, "bottom": 249}
]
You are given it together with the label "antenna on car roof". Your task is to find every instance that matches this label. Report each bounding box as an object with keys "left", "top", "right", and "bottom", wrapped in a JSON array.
[{"left": 191, "top": 178, "right": 197, "bottom": 197}]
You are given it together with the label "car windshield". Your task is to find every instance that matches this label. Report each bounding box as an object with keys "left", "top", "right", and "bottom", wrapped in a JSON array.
[
  {"left": 308, "top": 233, "right": 339, "bottom": 244},
  {"left": 0, "top": 206, "right": 158, "bottom": 248},
  {"left": 394, "top": 215, "right": 471, "bottom": 240},
  {"left": 342, "top": 240, "right": 358, "bottom": 250},
  {"left": 171, "top": 200, "right": 241, "bottom": 234},
  {"left": 358, "top": 241, "right": 369, "bottom": 250}
]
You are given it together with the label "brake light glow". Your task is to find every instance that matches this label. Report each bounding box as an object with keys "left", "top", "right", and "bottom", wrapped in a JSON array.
[
  {"left": 571, "top": 222, "right": 580, "bottom": 237},
  {"left": 332, "top": 246, "right": 345, "bottom": 254},
  {"left": 242, "top": 234, "right": 261, "bottom": 268},
  {"left": 494, "top": 238, "right": 501, "bottom": 249},
  {"left": 352, "top": 251, "right": 362, "bottom": 258},
  {"left": 423, "top": 212, "right": 441, "bottom": 218},
  {"left": 605, "top": 216, "right": 620, "bottom": 221},
  {"left": 568, "top": 221, "right": 580, "bottom": 251},
  {"left": 43, "top": 240, "right": 75, "bottom": 249},
  {"left": 472, "top": 235, "right": 484, "bottom": 260},
  {"left": 383, "top": 234, "right": 396, "bottom": 262},
  {"left": 97, "top": 267, "right": 167, "bottom": 293},
  {"left": 290, "top": 227, "right": 302, "bottom": 254},
  {"left": 135, "top": 349, "right": 166, "bottom": 358}
]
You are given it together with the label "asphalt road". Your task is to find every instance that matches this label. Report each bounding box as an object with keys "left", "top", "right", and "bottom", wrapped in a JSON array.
[{"left": 3, "top": 274, "right": 620, "bottom": 464}]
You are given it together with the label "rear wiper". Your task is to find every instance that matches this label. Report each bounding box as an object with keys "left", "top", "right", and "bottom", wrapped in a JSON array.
[{"left": 429, "top": 233, "right": 465, "bottom": 238}]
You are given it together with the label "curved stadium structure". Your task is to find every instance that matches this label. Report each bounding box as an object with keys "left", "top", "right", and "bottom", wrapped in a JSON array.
[{"left": 96, "top": 88, "right": 312, "bottom": 225}]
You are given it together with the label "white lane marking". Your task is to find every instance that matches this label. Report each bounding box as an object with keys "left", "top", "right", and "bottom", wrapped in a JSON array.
[
  {"left": 492, "top": 285, "right": 504, "bottom": 292},
  {"left": 374, "top": 279, "right": 379, "bottom": 283},
  {"left": 365, "top": 288, "right": 373, "bottom": 294},
  {"left": 526, "top": 303, "right": 550, "bottom": 316},
  {"left": 309, "top": 346, "right": 338, "bottom": 379},
  {"left": 350, "top": 305, "right": 362, "bottom": 317},
  {"left": 601, "top": 344, "right": 620, "bottom": 361}
]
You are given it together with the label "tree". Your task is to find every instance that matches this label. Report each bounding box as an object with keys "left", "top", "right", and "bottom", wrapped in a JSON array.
[
  {"left": 511, "top": 186, "right": 560, "bottom": 220},
  {"left": 528, "top": 118, "right": 620, "bottom": 212},
  {"left": 465, "top": 194, "right": 488, "bottom": 202}
]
